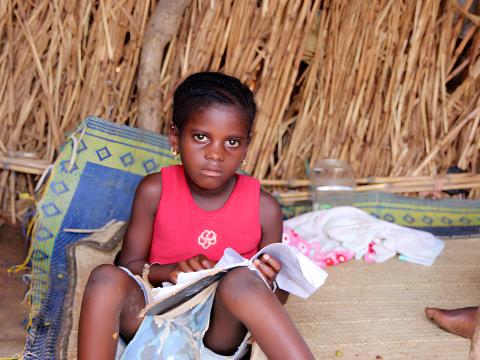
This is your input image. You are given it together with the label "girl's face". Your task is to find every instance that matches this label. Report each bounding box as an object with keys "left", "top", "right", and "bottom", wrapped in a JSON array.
[{"left": 169, "top": 104, "right": 250, "bottom": 191}]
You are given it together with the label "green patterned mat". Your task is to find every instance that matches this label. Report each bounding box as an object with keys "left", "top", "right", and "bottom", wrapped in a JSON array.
[{"left": 280, "top": 193, "right": 480, "bottom": 237}]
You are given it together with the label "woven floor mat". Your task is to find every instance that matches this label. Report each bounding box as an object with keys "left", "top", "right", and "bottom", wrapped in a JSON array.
[{"left": 286, "top": 237, "right": 480, "bottom": 360}]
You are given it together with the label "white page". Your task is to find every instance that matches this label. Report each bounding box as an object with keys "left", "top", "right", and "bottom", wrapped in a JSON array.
[{"left": 251, "top": 243, "right": 328, "bottom": 299}]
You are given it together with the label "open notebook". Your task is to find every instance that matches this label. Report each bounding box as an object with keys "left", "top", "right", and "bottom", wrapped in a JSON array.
[{"left": 142, "top": 243, "right": 328, "bottom": 316}]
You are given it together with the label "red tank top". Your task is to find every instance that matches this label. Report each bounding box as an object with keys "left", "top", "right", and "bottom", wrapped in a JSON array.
[{"left": 149, "top": 165, "right": 261, "bottom": 264}]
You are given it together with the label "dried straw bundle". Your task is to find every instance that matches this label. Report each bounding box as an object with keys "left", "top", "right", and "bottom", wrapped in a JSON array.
[
  {"left": 0, "top": 0, "right": 156, "bottom": 221},
  {"left": 147, "top": 0, "right": 480, "bottom": 182},
  {"left": 1, "top": 0, "right": 479, "bottom": 220}
]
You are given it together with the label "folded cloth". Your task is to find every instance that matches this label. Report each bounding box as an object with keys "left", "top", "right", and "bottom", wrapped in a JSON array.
[{"left": 284, "top": 206, "right": 444, "bottom": 266}]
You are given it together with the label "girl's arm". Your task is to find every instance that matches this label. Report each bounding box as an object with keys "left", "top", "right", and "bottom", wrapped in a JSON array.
[
  {"left": 258, "top": 190, "right": 283, "bottom": 249},
  {"left": 117, "top": 173, "right": 177, "bottom": 286},
  {"left": 257, "top": 190, "right": 289, "bottom": 304}
]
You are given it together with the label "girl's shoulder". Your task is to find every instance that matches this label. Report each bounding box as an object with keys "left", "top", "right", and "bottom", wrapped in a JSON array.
[
  {"left": 258, "top": 189, "right": 283, "bottom": 246},
  {"left": 259, "top": 189, "right": 281, "bottom": 214},
  {"left": 135, "top": 165, "right": 182, "bottom": 211},
  {"left": 137, "top": 164, "right": 178, "bottom": 194},
  {"left": 259, "top": 189, "right": 282, "bottom": 225},
  {"left": 139, "top": 171, "right": 162, "bottom": 191},
  {"left": 236, "top": 173, "right": 278, "bottom": 212},
  {"left": 134, "top": 171, "right": 163, "bottom": 213}
]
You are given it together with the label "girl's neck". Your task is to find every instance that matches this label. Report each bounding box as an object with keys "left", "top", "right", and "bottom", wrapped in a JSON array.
[{"left": 184, "top": 173, "right": 238, "bottom": 211}]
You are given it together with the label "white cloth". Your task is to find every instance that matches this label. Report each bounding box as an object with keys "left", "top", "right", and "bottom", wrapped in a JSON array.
[{"left": 285, "top": 206, "right": 444, "bottom": 266}]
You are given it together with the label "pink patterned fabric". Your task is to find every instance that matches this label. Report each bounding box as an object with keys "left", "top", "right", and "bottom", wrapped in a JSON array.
[{"left": 282, "top": 226, "right": 354, "bottom": 268}]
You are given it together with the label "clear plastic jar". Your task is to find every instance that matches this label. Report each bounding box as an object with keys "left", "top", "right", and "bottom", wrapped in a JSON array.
[{"left": 310, "top": 159, "right": 355, "bottom": 210}]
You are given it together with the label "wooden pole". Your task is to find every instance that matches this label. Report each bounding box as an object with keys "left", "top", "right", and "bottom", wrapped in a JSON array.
[{"left": 137, "top": 0, "right": 191, "bottom": 132}]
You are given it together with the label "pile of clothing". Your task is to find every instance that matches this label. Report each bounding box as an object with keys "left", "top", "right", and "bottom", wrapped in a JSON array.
[{"left": 283, "top": 206, "right": 444, "bottom": 268}]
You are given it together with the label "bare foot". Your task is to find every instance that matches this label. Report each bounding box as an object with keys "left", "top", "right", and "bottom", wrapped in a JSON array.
[{"left": 425, "top": 306, "right": 478, "bottom": 339}]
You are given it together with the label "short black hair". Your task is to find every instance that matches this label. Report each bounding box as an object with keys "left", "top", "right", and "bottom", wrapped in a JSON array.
[{"left": 172, "top": 72, "right": 256, "bottom": 134}]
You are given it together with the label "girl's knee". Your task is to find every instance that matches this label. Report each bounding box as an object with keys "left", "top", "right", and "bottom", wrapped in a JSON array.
[
  {"left": 86, "top": 264, "right": 128, "bottom": 289},
  {"left": 217, "top": 267, "right": 268, "bottom": 304}
]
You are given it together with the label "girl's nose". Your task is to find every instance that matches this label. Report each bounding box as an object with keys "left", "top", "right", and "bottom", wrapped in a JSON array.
[{"left": 206, "top": 142, "right": 224, "bottom": 162}]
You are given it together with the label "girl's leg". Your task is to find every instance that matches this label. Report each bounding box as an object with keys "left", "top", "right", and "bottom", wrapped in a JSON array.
[
  {"left": 204, "top": 267, "right": 314, "bottom": 360},
  {"left": 78, "top": 264, "right": 145, "bottom": 360}
]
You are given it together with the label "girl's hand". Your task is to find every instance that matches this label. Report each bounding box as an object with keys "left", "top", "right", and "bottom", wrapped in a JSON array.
[
  {"left": 253, "top": 253, "right": 281, "bottom": 288},
  {"left": 169, "top": 255, "right": 216, "bottom": 284}
]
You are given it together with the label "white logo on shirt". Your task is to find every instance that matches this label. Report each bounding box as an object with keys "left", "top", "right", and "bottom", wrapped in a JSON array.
[{"left": 198, "top": 230, "right": 217, "bottom": 249}]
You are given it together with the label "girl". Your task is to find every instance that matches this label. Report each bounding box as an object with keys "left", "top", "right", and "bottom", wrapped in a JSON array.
[{"left": 78, "top": 72, "right": 314, "bottom": 359}]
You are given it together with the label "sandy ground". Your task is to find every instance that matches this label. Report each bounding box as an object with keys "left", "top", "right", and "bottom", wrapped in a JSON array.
[{"left": 0, "top": 223, "right": 29, "bottom": 357}]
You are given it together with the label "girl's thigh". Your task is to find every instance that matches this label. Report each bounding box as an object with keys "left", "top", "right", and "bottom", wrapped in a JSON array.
[
  {"left": 204, "top": 267, "right": 268, "bottom": 355},
  {"left": 79, "top": 264, "right": 146, "bottom": 357},
  {"left": 116, "top": 268, "right": 148, "bottom": 340}
]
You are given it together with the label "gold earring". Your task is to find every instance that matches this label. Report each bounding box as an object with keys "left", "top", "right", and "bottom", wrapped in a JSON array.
[
  {"left": 170, "top": 147, "right": 179, "bottom": 160},
  {"left": 241, "top": 159, "right": 246, "bottom": 169}
]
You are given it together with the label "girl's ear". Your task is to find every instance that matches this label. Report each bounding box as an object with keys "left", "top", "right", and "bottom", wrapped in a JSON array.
[{"left": 168, "top": 124, "right": 180, "bottom": 152}]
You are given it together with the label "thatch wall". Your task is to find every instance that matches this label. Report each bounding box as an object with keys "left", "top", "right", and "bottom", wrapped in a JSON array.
[{"left": 1, "top": 0, "right": 479, "bottom": 220}]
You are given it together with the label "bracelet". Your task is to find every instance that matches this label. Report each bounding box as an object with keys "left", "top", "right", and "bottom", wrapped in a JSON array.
[{"left": 142, "top": 263, "right": 151, "bottom": 284}]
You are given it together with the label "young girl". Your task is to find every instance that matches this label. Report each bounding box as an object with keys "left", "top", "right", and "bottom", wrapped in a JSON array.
[{"left": 78, "top": 72, "right": 314, "bottom": 359}]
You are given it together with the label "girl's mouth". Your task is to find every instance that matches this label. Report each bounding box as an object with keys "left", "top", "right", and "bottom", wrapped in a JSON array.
[{"left": 200, "top": 168, "right": 223, "bottom": 177}]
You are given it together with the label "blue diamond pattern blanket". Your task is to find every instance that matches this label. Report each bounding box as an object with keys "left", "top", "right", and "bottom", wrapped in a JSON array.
[{"left": 23, "top": 116, "right": 178, "bottom": 358}]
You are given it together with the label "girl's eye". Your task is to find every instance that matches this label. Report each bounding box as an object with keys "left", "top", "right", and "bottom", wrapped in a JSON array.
[
  {"left": 193, "top": 134, "right": 208, "bottom": 142},
  {"left": 225, "top": 139, "right": 240, "bottom": 148}
]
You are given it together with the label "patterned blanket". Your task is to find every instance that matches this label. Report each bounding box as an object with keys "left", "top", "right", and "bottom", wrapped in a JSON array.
[{"left": 23, "top": 117, "right": 177, "bottom": 358}]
